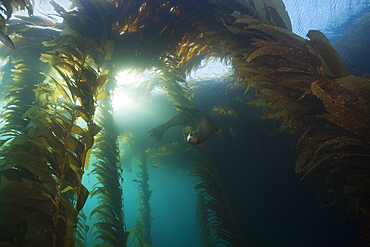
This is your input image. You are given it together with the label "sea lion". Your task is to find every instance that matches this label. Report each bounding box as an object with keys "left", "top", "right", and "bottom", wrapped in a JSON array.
[{"left": 148, "top": 106, "right": 217, "bottom": 145}]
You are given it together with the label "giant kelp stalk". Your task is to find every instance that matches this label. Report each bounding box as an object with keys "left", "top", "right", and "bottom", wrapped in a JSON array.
[
  {"left": 0, "top": 69, "right": 92, "bottom": 246},
  {"left": 0, "top": 15, "right": 74, "bottom": 247},
  {"left": 0, "top": 1, "right": 117, "bottom": 245},
  {"left": 0, "top": 15, "right": 60, "bottom": 134},
  {"left": 89, "top": 92, "right": 129, "bottom": 247},
  {"left": 190, "top": 144, "right": 245, "bottom": 247},
  {"left": 1, "top": 30, "right": 109, "bottom": 245},
  {"left": 38, "top": 32, "right": 111, "bottom": 246},
  {"left": 131, "top": 150, "right": 153, "bottom": 247},
  {"left": 195, "top": 194, "right": 212, "bottom": 247},
  {"left": 0, "top": 55, "right": 52, "bottom": 247},
  {"left": 75, "top": 211, "right": 89, "bottom": 247}
]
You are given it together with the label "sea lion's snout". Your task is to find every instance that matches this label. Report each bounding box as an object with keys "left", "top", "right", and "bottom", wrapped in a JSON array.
[{"left": 187, "top": 132, "right": 199, "bottom": 145}]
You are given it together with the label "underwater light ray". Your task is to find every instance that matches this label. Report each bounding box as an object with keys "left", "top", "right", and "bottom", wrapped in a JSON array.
[{"left": 112, "top": 62, "right": 231, "bottom": 111}]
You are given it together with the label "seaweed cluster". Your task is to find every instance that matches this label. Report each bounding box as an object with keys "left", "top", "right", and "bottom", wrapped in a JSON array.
[{"left": 211, "top": 4, "right": 370, "bottom": 245}]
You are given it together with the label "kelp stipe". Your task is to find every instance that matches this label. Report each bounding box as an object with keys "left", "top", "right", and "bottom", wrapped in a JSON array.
[
  {"left": 0, "top": 2, "right": 111, "bottom": 245},
  {"left": 75, "top": 211, "right": 89, "bottom": 247},
  {"left": 90, "top": 93, "right": 129, "bottom": 247},
  {"left": 0, "top": 76, "right": 84, "bottom": 246},
  {"left": 39, "top": 34, "right": 110, "bottom": 245},
  {"left": 190, "top": 144, "right": 245, "bottom": 247},
  {"left": 130, "top": 150, "right": 153, "bottom": 247},
  {"left": 153, "top": 54, "right": 193, "bottom": 107},
  {"left": 196, "top": 194, "right": 213, "bottom": 247},
  {"left": 0, "top": 15, "right": 60, "bottom": 138},
  {"left": 0, "top": 14, "right": 65, "bottom": 246}
]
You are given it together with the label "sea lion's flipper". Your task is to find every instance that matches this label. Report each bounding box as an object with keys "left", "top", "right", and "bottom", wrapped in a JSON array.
[
  {"left": 148, "top": 123, "right": 168, "bottom": 141},
  {"left": 148, "top": 110, "right": 194, "bottom": 141}
]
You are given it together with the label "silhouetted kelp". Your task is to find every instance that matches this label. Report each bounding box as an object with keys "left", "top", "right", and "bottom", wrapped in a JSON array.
[
  {"left": 190, "top": 143, "right": 245, "bottom": 246},
  {"left": 130, "top": 150, "right": 153, "bottom": 247}
]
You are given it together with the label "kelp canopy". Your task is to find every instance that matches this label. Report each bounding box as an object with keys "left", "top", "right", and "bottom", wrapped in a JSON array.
[{"left": 0, "top": 0, "right": 369, "bottom": 246}]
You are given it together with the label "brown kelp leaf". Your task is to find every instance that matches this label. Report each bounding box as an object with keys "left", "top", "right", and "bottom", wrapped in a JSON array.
[
  {"left": 96, "top": 90, "right": 110, "bottom": 101},
  {"left": 22, "top": 115, "right": 66, "bottom": 154},
  {"left": 63, "top": 165, "right": 80, "bottom": 188},
  {"left": 76, "top": 185, "right": 89, "bottom": 211},
  {"left": 96, "top": 70, "right": 110, "bottom": 93},
  {"left": 335, "top": 75, "right": 370, "bottom": 102},
  {"left": 311, "top": 81, "right": 370, "bottom": 140},
  {"left": 237, "top": 65, "right": 275, "bottom": 75},
  {"left": 67, "top": 151, "right": 82, "bottom": 174},
  {"left": 0, "top": 179, "right": 55, "bottom": 217},
  {"left": 62, "top": 102, "right": 90, "bottom": 123},
  {"left": 306, "top": 43, "right": 335, "bottom": 77},
  {"left": 0, "top": 203, "right": 54, "bottom": 234},
  {"left": 261, "top": 0, "right": 292, "bottom": 31},
  {"left": 0, "top": 152, "right": 58, "bottom": 194},
  {"left": 260, "top": 6, "right": 288, "bottom": 30},
  {"left": 245, "top": 23, "right": 305, "bottom": 48},
  {"left": 308, "top": 136, "right": 365, "bottom": 164},
  {"left": 71, "top": 124, "right": 86, "bottom": 137},
  {"left": 67, "top": 135, "right": 85, "bottom": 156},
  {"left": 247, "top": 44, "right": 321, "bottom": 69},
  {"left": 300, "top": 152, "right": 369, "bottom": 179},
  {"left": 90, "top": 122, "right": 102, "bottom": 137},
  {"left": 234, "top": 16, "right": 262, "bottom": 26},
  {"left": 40, "top": 72, "right": 72, "bottom": 104},
  {"left": 307, "top": 30, "right": 349, "bottom": 78},
  {"left": 0, "top": 168, "right": 24, "bottom": 181}
]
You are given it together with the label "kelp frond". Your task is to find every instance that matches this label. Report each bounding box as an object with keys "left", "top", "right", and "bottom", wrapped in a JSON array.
[
  {"left": 130, "top": 150, "right": 153, "bottom": 247},
  {"left": 75, "top": 211, "right": 90, "bottom": 247},
  {"left": 190, "top": 144, "right": 245, "bottom": 247},
  {"left": 90, "top": 94, "right": 129, "bottom": 247},
  {"left": 0, "top": 91, "right": 91, "bottom": 246},
  {"left": 0, "top": 19, "right": 109, "bottom": 245},
  {"left": 0, "top": 14, "right": 59, "bottom": 136}
]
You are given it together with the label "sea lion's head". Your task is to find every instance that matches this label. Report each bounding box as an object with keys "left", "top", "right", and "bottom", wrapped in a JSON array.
[{"left": 187, "top": 132, "right": 202, "bottom": 145}]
